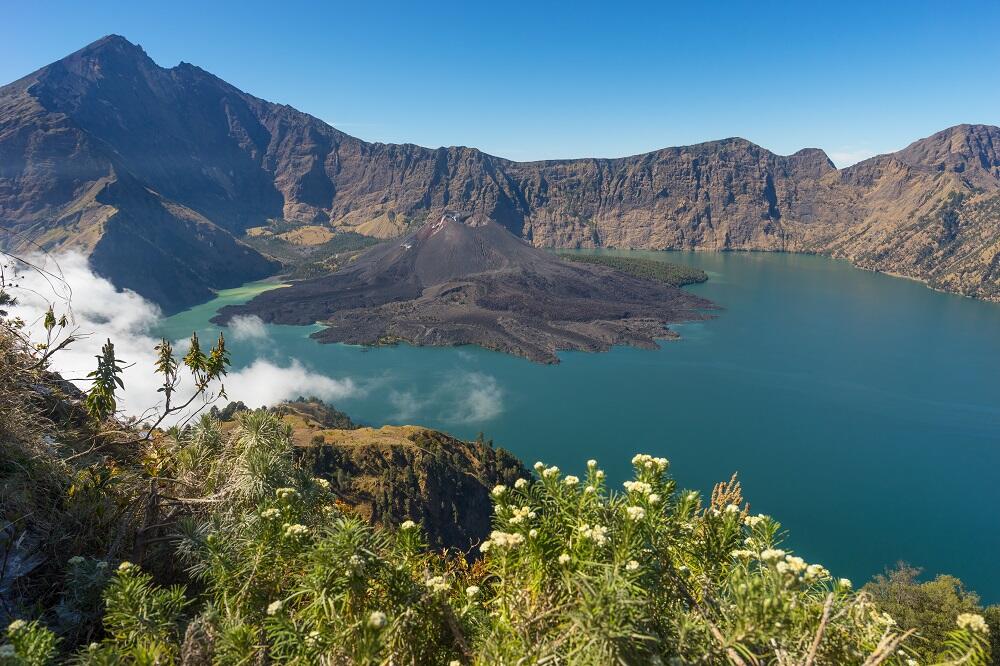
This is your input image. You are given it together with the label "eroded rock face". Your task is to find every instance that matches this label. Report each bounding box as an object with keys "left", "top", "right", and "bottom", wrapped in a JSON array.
[
  {"left": 300, "top": 425, "right": 528, "bottom": 551},
  {"left": 3, "top": 36, "right": 1000, "bottom": 309}
]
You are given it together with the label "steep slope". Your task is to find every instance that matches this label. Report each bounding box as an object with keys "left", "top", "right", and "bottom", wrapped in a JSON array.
[
  {"left": 0, "top": 36, "right": 280, "bottom": 312},
  {"left": 214, "top": 213, "right": 712, "bottom": 363},
  {"left": 2, "top": 35, "right": 999, "bottom": 308},
  {"left": 305, "top": 425, "right": 527, "bottom": 551},
  {"left": 814, "top": 125, "right": 1000, "bottom": 298}
]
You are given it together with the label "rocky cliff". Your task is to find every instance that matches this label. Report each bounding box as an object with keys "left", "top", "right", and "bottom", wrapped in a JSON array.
[{"left": 2, "top": 35, "right": 999, "bottom": 308}]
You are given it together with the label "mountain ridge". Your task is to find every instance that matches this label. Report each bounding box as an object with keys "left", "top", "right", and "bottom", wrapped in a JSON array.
[{"left": 2, "top": 35, "right": 999, "bottom": 310}]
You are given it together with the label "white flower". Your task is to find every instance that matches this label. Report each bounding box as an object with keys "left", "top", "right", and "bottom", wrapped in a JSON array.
[
  {"left": 368, "top": 610, "right": 387, "bottom": 629},
  {"left": 305, "top": 630, "right": 320, "bottom": 646},
  {"left": 283, "top": 524, "right": 309, "bottom": 538},
  {"left": 401, "top": 520, "right": 417, "bottom": 530},
  {"left": 730, "top": 549, "right": 755, "bottom": 560},
  {"left": 267, "top": 600, "right": 283, "bottom": 615},
  {"left": 804, "top": 563, "right": 829, "bottom": 581},
  {"left": 488, "top": 530, "right": 525, "bottom": 549},
  {"left": 743, "top": 514, "right": 766, "bottom": 527},
  {"left": 465, "top": 585, "right": 481, "bottom": 598},
  {"left": 578, "top": 523, "right": 609, "bottom": 545},
  {"left": 533, "top": 461, "right": 545, "bottom": 471},
  {"left": 587, "top": 459, "right": 597, "bottom": 468},
  {"left": 425, "top": 576, "right": 449, "bottom": 593},
  {"left": 508, "top": 506, "right": 535, "bottom": 525},
  {"left": 0, "top": 645, "right": 15, "bottom": 658},
  {"left": 349, "top": 554, "right": 364, "bottom": 567},
  {"left": 450, "top": 661, "right": 462, "bottom": 666},
  {"left": 260, "top": 508, "right": 281, "bottom": 520},
  {"left": 630, "top": 454, "right": 668, "bottom": 471},
  {"left": 542, "top": 466, "right": 560, "bottom": 479},
  {"left": 514, "top": 478, "right": 528, "bottom": 489},
  {"left": 724, "top": 504, "right": 740, "bottom": 514},
  {"left": 276, "top": 487, "right": 298, "bottom": 500},
  {"left": 563, "top": 475, "right": 579, "bottom": 486},
  {"left": 783, "top": 555, "right": 807, "bottom": 574},
  {"left": 480, "top": 540, "right": 492, "bottom": 553},
  {"left": 623, "top": 480, "right": 653, "bottom": 495},
  {"left": 760, "top": 548, "right": 786, "bottom": 562},
  {"left": 957, "top": 613, "right": 988, "bottom": 634},
  {"left": 838, "top": 577, "right": 852, "bottom": 589},
  {"left": 117, "top": 561, "right": 137, "bottom": 573},
  {"left": 312, "top": 477, "right": 331, "bottom": 490},
  {"left": 7, "top": 620, "right": 27, "bottom": 633},
  {"left": 558, "top": 553, "right": 571, "bottom": 565},
  {"left": 528, "top": 529, "right": 538, "bottom": 538},
  {"left": 595, "top": 470, "right": 605, "bottom": 479},
  {"left": 625, "top": 506, "right": 646, "bottom": 521},
  {"left": 585, "top": 485, "right": 596, "bottom": 494},
  {"left": 648, "top": 493, "right": 661, "bottom": 505},
  {"left": 626, "top": 560, "right": 640, "bottom": 571},
  {"left": 492, "top": 484, "right": 508, "bottom": 497}
]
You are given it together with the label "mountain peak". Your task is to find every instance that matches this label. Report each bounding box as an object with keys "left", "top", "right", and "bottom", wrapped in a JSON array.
[
  {"left": 79, "top": 34, "right": 145, "bottom": 54},
  {"left": 896, "top": 123, "right": 1000, "bottom": 174}
]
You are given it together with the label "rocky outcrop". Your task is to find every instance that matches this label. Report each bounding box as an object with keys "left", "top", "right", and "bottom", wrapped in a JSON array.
[
  {"left": 263, "top": 398, "right": 526, "bottom": 550},
  {"left": 2, "top": 36, "right": 999, "bottom": 308},
  {"left": 298, "top": 424, "right": 527, "bottom": 551}
]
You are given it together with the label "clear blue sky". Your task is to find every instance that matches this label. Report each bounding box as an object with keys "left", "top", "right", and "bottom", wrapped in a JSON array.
[{"left": 4, "top": 0, "right": 998, "bottom": 166}]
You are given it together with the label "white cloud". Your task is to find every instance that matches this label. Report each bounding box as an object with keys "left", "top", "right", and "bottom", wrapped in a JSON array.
[
  {"left": 389, "top": 389, "right": 422, "bottom": 421},
  {"left": 446, "top": 372, "right": 504, "bottom": 423},
  {"left": 229, "top": 359, "right": 355, "bottom": 408},
  {"left": 228, "top": 314, "right": 269, "bottom": 342},
  {"left": 387, "top": 371, "right": 504, "bottom": 425},
  {"left": 828, "top": 147, "right": 877, "bottom": 168},
  {"left": 7, "top": 252, "right": 356, "bottom": 422}
]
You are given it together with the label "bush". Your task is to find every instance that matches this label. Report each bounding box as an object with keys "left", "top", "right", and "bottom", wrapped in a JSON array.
[{"left": 3, "top": 412, "right": 989, "bottom": 664}]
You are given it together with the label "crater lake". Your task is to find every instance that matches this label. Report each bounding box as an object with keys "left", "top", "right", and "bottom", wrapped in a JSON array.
[{"left": 156, "top": 250, "right": 1000, "bottom": 601}]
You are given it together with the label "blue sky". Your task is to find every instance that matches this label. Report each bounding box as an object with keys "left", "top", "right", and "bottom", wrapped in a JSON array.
[{"left": 4, "top": 0, "right": 998, "bottom": 166}]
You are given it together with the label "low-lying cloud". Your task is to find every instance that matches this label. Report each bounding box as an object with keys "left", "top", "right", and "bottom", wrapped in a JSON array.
[
  {"left": 389, "top": 371, "right": 504, "bottom": 425},
  {"left": 7, "top": 251, "right": 357, "bottom": 421},
  {"left": 227, "top": 314, "right": 269, "bottom": 342}
]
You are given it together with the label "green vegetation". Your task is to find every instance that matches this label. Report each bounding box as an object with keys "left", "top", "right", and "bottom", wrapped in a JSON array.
[
  {"left": 559, "top": 252, "right": 709, "bottom": 287},
  {"left": 863, "top": 565, "right": 989, "bottom": 663},
  {"left": 1, "top": 406, "right": 995, "bottom": 663},
  {"left": 242, "top": 226, "right": 381, "bottom": 280}
]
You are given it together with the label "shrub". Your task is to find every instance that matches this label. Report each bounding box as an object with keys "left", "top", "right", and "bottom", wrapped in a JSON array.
[{"left": 8, "top": 416, "right": 984, "bottom": 664}]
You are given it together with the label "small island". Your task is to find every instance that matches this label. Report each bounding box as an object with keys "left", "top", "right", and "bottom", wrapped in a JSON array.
[{"left": 214, "top": 212, "right": 714, "bottom": 363}]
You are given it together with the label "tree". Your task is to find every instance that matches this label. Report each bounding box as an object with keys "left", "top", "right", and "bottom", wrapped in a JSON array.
[{"left": 864, "top": 563, "right": 983, "bottom": 661}]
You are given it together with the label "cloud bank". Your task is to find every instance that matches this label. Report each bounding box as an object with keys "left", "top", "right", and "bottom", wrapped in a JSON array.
[{"left": 7, "top": 252, "right": 356, "bottom": 421}]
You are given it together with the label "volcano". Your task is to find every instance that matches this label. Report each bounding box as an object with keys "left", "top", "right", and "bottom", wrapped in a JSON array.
[{"left": 214, "top": 212, "right": 713, "bottom": 363}]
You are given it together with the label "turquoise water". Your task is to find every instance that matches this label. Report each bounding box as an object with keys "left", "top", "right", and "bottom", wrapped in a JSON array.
[{"left": 157, "top": 251, "right": 1000, "bottom": 601}]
